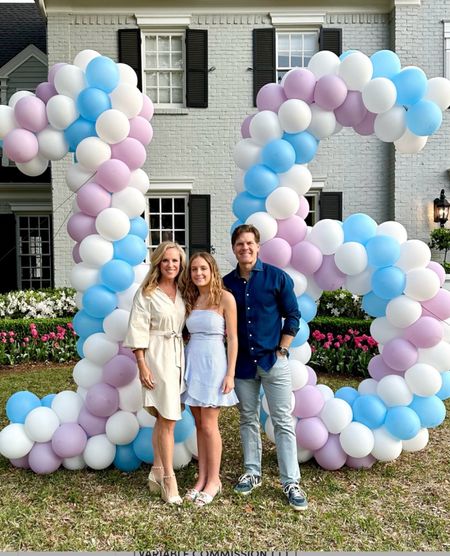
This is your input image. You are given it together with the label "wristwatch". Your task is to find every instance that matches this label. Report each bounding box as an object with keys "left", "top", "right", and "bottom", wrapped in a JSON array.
[{"left": 277, "top": 346, "right": 290, "bottom": 357}]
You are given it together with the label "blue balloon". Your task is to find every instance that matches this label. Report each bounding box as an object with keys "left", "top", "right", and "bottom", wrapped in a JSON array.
[
  {"left": 260, "top": 406, "right": 268, "bottom": 428},
  {"left": 114, "top": 234, "right": 147, "bottom": 266},
  {"left": 340, "top": 50, "right": 359, "bottom": 61},
  {"left": 76, "top": 337, "right": 85, "bottom": 358},
  {"left": 41, "top": 394, "right": 56, "bottom": 408},
  {"left": 365, "top": 235, "right": 401, "bottom": 267},
  {"left": 261, "top": 139, "right": 296, "bottom": 173},
  {"left": 64, "top": 117, "right": 97, "bottom": 152},
  {"left": 101, "top": 259, "right": 135, "bottom": 292},
  {"left": 114, "top": 443, "right": 142, "bottom": 472},
  {"left": 296, "top": 294, "right": 317, "bottom": 323},
  {"left": 244, "top": 164, "right": 279, "bottom": 198},
  {"left": 72, "top": 309, "right": 104, "bottom": 338},
  {"left": 437, "top": 371, "right": 450, "bottom": 401},
  {"left": 132, "top": 427, "right": 155, "bottom": 463},
  {"left": 6, "top": 391, "right": 41, "bottom": 423},
  {"left": 174, "top": 409, "right": 195, "bottom": 443},
  {"left": 392, "top": 67, "right": 428, "bottom": 106},
  {"left": 370, "top": 50, "right": 401, "bottom": 79},
  {"left": 384, "top": 406, "right": 421, "bottom": 440},
  {"left": 129, "top": 217, "right": 149, "bottom": 240},
  {"left": 335, "top": 386, "right": 359, "bottom": 406},
  {"left": 82, "top": 284, "right": 117, "bottom": 319},
  {"left": 409, "top": 395, "right": 446, "bottom": 428},
  {"left": 77, "top": 87, "right": 111, "bottom": 122},
  {"left": 85, "top": 56, "right": 120, "bottom": 93},
  {"left": 342, "top": 213, "right": 377, "bottom": 244},
  {"left": 230, "top": 219, "right": 244, "bottom": 235},
  {"left": 291, "top": 318, "right": 310, "bottom": 347},
  {"left": 406, "top": 99, "right": 442, "bottom": 137},
  {"left": 361, "top": 291, "right": 388, "bottom": 318},
  {"left": 371, "top": 266, "right": 406, "bottom": 300},
  {"left": 282, "top": 131, "right": 318, "bottom": 164},
  {"left": 232, "top": 191, "right": 266, "bottom": 222},
  {"left": 352, "top": 394, "right": 387, "bottom": 429}
]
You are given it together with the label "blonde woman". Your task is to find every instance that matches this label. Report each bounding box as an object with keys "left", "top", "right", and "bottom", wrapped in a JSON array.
[
  {"left": 181, "top": 252, "right": 238, "bottom": 506},
  {"left": 124, "top": 241, "right": 186, "bottom": 505}
]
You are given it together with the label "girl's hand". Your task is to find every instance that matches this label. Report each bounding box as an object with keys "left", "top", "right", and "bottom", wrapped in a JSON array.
[{"left": 222, "top": 374, "right": 235, "bottom": 394}]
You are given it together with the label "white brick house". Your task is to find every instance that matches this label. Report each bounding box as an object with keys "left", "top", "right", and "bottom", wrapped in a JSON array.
[{"left": 13, "top": 0, "right": 450, "bottom": 285}]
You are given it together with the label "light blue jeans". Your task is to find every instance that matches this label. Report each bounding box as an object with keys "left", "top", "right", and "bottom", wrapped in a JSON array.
[{"left": 234, "top": 356, "right": 300, "bottom": 486}]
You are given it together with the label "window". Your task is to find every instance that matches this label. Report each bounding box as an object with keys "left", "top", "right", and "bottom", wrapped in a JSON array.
[
  {"left": 276, "top": 31, "right": 319, "bottom": 83},
  {"left": 147, "top": 195, "right": 188, "bottom": 250},
  {"left": 143, "top": 32, "right": 184, "bottom": 106},
  {"left": 305, "top": 191, "right": 319, "bottom": 226},
  {"left": 17, "top": 215, "right": 53, "bottom": 289}
]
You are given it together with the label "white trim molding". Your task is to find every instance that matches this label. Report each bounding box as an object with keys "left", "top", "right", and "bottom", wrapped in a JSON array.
[
  {"left": 0, "top": 45, "right": 47, "bottom": 79},
  {"left": 445, "top": 21, "right": 450, "bottom": 79},
  {"left": 135, "top": 13, "right": 192, "bottom": 28},
  {"left": 393, "top": 0, "right": 421, "bottom": 5},
  {"left": 149, "top": 178, "right": 194, "bottom": 192},
  {"left": 270, "top": 12, "right": 326, "bottom": 27}
]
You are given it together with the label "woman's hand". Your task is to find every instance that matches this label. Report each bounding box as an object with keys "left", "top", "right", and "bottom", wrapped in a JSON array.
[
  {"left": 138, "top": 360, "right": 156, "bottom": 390},
  {"left": 222, "top": 374, "right": 235, "bottom": 394}
]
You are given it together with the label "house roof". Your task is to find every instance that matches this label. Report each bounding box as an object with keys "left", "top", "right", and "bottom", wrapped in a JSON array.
[{"left": 0, "top": 3, "right": 46, "bottom": 68}]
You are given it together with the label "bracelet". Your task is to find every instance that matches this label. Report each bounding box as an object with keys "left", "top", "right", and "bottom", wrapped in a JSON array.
[{"left": 136, "top": 357, "right": 145, "bottom": 361}]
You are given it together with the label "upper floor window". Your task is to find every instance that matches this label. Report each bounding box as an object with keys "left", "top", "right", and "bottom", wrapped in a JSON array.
[{"left": 276, "top": 31, "right": 319, "bottom": 83}]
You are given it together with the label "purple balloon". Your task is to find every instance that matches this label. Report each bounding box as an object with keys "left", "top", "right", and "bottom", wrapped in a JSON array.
[
  {"left": 297, "top": 196, "right": 310, "bottom": 219},
  {"left": 35, "top": 81, "right": 58, "bottom": 104},
  {"left": 96, "top": 158, "right": 131, "bottom": 193},
  {"left": 118, "top": 344, "right": 137, "bottom": 361},
  {"left": 354, "top": 111, "right": 376, "bottom": 136},
  {"left": 3, "top": 128, "right": 39, "bottom": 163},
  {"left": 306, "top": 365, "right": 317, "bottom": 386},
  {"left": 314, "top": 255, "right": 346, "bottom": 291},
  {"left": 103, "top": 354, "right": 137, "bottom": 388},
  {"left": 28, "top": 442, "right": 62, "bottom": 474},
  {"left": 314, "top": 434, "right": 347, "bottom": 470},
  {"left": 403, "top": 316, "right": 444, "bottom": 348},
  {"left": 334, "top": 91, "right": 367, "bottom": 127},
  {"left": 427, "top": 261, "right": 446, "bottom": 286},
  {"left": 259, "top": 237, "right": 291, "bottom": 268},
  {"left": 296, "top": 417, "right": 329, "bottom": 451},
  {"left": 346, "top": 454, "right": 376, "bottom": 469},
  {"left": 293, "top": 385, "right": 325, "bottom": 418},
  {"left": 291, "top": 240, "right": 323, "bottom": 275},
  {"left": 51, "top": 423, "right": 88, "bottom": 458},
  {"left": 421, "top": 288, "right": 450, "bottom": 321},
  {"left": 10, "top": 455, "right": 30, "bottom": 469},
  {"left": 368, "top": 354, "right": 404, "bottom": 381},
  {"left": 111, "top": 138, "right": 146, "bottom": 171},
  {"left": 77, "top": 181, "right": 111, "bottom": 217},
  {"left": 256, "top": 83, "right": 287, "bottom": 113},
  {"left": 72, "top": 243, "right": 82, "bottom": 264},
  {"left": 241, "top": 114, "right": 255, "bottom": 138},
  {"left": 276, "top": 215, "right": 307, "bottom": 246},
  {"left": 48, "top": 62, "right": 67, "bottom": 85},
  {"left": 78, "top": 405, "right": 107, "bottom": 436},
  {"left": 283, "top": 68, "right": 316, "bottom": 103},
  {"left": 85, "top": 383, "right": 120, "bottom": 418},
  {"left": 139, "top": 94, "right": 154, "bottom": 121},
  {"left": 381, "top": 338, "right": 418, "bottom": 372},
  {"left": 14, "top": 96, "right": 48, "bottom": 133},
  {"left": 66, "top": 212, "right": 96, "bottom": 243},
  {"left": 313, "top": 75, "right": 348, "bottom": 110},
  {"left": 128, "top": 116, "right": 154, "bottom": 146}
]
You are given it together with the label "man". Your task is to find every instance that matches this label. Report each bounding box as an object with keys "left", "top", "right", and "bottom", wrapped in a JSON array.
[{"left": 223, "top": 224, "right": 307, "bottom": 511}]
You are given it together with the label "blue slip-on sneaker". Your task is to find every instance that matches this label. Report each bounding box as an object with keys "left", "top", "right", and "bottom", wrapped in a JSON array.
[
  {"left": 283, "top": 482, "right": 308, "bottom": 511},
  {"left": 233, "top": 473, "right": 262, "bottom": 495}
]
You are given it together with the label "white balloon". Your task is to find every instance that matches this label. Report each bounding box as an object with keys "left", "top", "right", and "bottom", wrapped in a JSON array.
[
  {"left": 66, "top": 162, "right": 95, "bottom": 193},
  {"left": 424, "top": 77, "right": 450, "bottom": 111},
  {"left": 264, "top": 417, "right": 275, "bottom": 442},
  {"left": 105, "top": 410, "right": 139, "bottom": 445},
  {"left": 297, "top": 445, "right": 314, "bottom": 463},
  {"left": 70, "top": 262, "right": 100, "bottom": 292},
  {"left": 261, "top": 394, "right": 270, "bottom": 415},
  {"left": 95, "top": 207, "right": 130, "bottom": 241},
  {"left": 8, "top": 90, "right": 34, "bottom": 108},
  {"left": 338, "top": 52, "right": 373, "bottom": 91},
  {"left": 37, "top": 127, "right": 69, "bottom": 160},
  {"left": 316, "top": 383, "right": 334, "bottom": 402},
  {"left": 185, "top": 430, "right": 198, "bottom": 458},
  {"left": 245, "top": 212, "right": 277, "bottom": 243},
  {"left": 402, "top": 427, "right": 429, "bottom": 452},
  {"left": 63, "top": 455, "right": 86, "bottom": 470},
  {"left": 404, "top": 363, "right": 442, "bottom": 397},
  {"left": 394, "top": 129, "right": 428, "bottom": 154},
  {"left": 290, "top": 342, "right": 311, "bottom": 364},
  {"left": 233, "top": 138, "right": 261, "bottom": 170},
  {"left": 278, "top": 164, "right": 312, "bottom": 195},
  {"left": 134, "top": 263, "right": 150, "bottom": 285},
  {"left": 73, "top": 359, "right": 103, "bottom": 389},
  {"left": 54, "top": 64, "right": 87, "bottom": 98},
  {"left": 339, "top": 422, "right": 374, "bottom": 458},
  {"left": 76, "top": 386, "right": 88, "bottom": 401},
  {"left": 118, "top": 377, "right": 143, "bottom": 412},
  {"left": 376, "top": 221, "right": 408, "bottom": 244},
  {"left": 265, "top": 187, "right": 300, "bottom": 219},
  {"left": 417, "top": 340, "right": 450, "bottom": 372},
  {"left": 370, "top": 317, "right": 402, "bottom": 345},
  {"left": 249, "top": 110, "right": 282, "bottom": 145},
  {"left": 83, "top": 434, "right": 116, "bottom": 470},
  {"left": 404, "top": 268, "right": 440, "bottom": 302},
  {"left": 117, "top": 63, "right": 139, "bottom": 87},
  {"left": 334, "top": 242, "right": 368, "bottom": 275},
  {"left": 103, "top": 309, "right": 130, "bottom": 342},
  {"left": 46, "top": 94, "right": 78, "bottom": 130},
  {"left": 111, "top": 187, "right": 146, "bottom": 218},
  {"left": 76, "top": 137, "right": 111, "bottom": 171},
  {"left": 0, "top": 423, "right": 34, "bottom": 459},
  {"left": 362, "top": 77, "right": 397, "bottom": 113},
  {"left": 308, "top": 219, "right": 344, "bottom": 255},
  {"left": 110, "top": 83, "right": 143, "bottom": 118},
  {"left": 173, "top": 441, "right": 192, "bottom": 469},
  {"left": 278, "top": 99, "right": 312, "bottom": 133},
  {"left": 73, "top": 49, "right": 100, "bottom": 71},
  {"left": 117, "top": 282, "right": 141, "bottom": 311},
  {"left": 377, "top": 375, "right": 413, "bottom": 407},
  {"left": 16, "top": 155, "right": 49, "bottom": 177},
  {"left": 136, "top": 408, "right": 156, "bottom": 428},
  {"left": 307, "top": 104, "right": 337, "bottom": 139},
  {"left": 345, "top": 267, "right": 373, "bottom": 295},
  {"left": 289, "top": 359, "right": 309, "bottom": 390},
  {"left": 51, "top": 391, "right": 84, "bottom": 423},
  {"left": 443, "top": 318, "right": 450, "bottom": 343},
  {"left": 308, "top": 51, "right": 340, "bottom": 78},
  {"left": 304, "top": 276, "right": 323, "bottom": 301},
  {"left": 358, "top": 378, "right": 379, "bottom": 395},
  {"left": 79, "top": 234, "right": 114, "bottom": 267},
  {"left": 284, "top": 266, "right": 308, "bottom": 296},
  {"left": 84, "top": 333, "right": 119, "bottom": 366},
  {"left": 371, "top": 427, "right": 402, "bottom": 462},
  {"left": 95, "top": 109, "right": 130, "bottom": 144},
  {"left": 320, "top": 398, "right": 352, "bottom": 434},
  {"left": 395, "top": 240, "right": 431, "bottom": 271},
  {"left": 129, "top": 168, "right": 150, "bottom": 194},
  {"left": 374, "top": 106, "right": 406, "bottom": 142},
  {"left": 385, "top": 295, "right": 422, "bottom": 328},
  {"left": 0, "top": 105, "right": 17, "bottom": 139},
  {"left": 24, "top": 407, "right": 60, "bottom": 442}
]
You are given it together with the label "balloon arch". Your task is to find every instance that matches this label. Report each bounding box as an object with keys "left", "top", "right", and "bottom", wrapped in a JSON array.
[{"left": 0, "top": 48, "right": 449, "bottom": 473}]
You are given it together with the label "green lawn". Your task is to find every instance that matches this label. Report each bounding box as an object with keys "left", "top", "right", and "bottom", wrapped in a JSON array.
[{"left": 0, "top": 365, "right": 448, "bottom": 551}]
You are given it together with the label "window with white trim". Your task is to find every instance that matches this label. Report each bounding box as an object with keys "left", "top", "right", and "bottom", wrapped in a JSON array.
[
  {"left": 18, "top": 214, "right": 53, "bottom": 289},
  {"left": 305, "top": 191, "right": 319, "bottom": 226},
  {"left": 276, "top": 30, "right": 319, "bottom": 83},
  {"left": 147, "top": 195, "right": 188, "bottom": 251}
]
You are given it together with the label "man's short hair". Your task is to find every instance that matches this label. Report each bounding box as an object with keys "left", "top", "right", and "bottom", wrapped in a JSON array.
[{"left": 231, "top": 224, "right": 261, "bottom": 246}]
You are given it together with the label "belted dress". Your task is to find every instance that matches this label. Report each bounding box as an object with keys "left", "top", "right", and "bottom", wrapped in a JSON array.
[{"left": 123, "top": 286, "right": 186, "bottom": 420}]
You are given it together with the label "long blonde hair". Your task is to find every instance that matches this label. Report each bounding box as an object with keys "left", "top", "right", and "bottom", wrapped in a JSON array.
[
  {"left": 141, "top": 241, "right": 186, "bottom": 296},
  {"left": 181, "top": 252, "right": 223, "bottom": 314}
]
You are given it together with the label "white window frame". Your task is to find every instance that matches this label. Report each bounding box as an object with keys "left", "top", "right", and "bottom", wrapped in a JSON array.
[
  {"left": 275, "top": 30, "right": 319, "bottom": 83},
  {"left": 444, "top": 21, "right": 450, "bottom": 80},
  {"left": 305, "top": 181, "right": 324, "bottom": 226}
]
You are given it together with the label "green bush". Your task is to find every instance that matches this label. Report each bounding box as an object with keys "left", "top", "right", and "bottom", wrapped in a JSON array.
[{"left": 316, "top": 289, "right": 367, "bottom": 319}]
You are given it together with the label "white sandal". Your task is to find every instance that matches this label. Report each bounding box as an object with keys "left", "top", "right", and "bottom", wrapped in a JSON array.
[
  {"left": 185, "top": 488, "right": 200, "bottom": 502},
  {"left": 194, "top": 484, "right": 222, "bottom": 507},
  {"left": 147, "top": 466, "right": 163, "bottom": 493}
]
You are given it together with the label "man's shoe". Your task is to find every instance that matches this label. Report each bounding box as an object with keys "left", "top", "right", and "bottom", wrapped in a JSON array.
[
  {"left": 283, "top": 482, "right": 308, "bottom": 511},
  {"left": 233, "top": 473, "right": 262, "bottom": 495}
]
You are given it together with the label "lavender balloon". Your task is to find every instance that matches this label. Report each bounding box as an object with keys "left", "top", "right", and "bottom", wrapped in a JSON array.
[
  {"left": 346, "top": 454, "right": 377, "bottom": 469},
  {"left": 296, "top": 417, "right": 329, "bottom": 451},
  {"left": 66, "top": 212, "right": 97, "bottom": 243},
  {"left": 52, "top": 423, "right": 88, "bottom": 458},
  {"left": 314, "top": 434, "right": 347, "bottom": 470},
  {"left": 283, "top": 68, "right": 316, "bottom": 103},
  {"left": 314, "top": 75, "right": 347, "bottom": 110},
  {"left": 256, "top": 83, "right": 287, "bottom": 112},
  {"left": 85, "top": 383, "right": 120, "bottom": 418},
  {"left": 403, "top": 316, "right": 443, "bottom": 348},
  {"left": 259, "top": 237, "right": 292, "bottom": 268},
  {"left": 277, "top": 215, "right": 307, "bottom": 246},
  {"left": 335, "top": 91, "right": 367, "bottom": 127},
  {"left": 381, "top": 338, "right": 418, "bottom": 372},
  {"left": 103, "top": 354, "right": 137, "bottom": 388},
  {"left": 78, "top": 405, "right": 108, "bottom": 436},
  {"left": 291, "top": 241, "right": 323, "bottom": 275},
  {"left": 28, "top": 442, "right": 63, "bottom": 474},
  {"left": 314, "top": 255, "right": 346, "bottom": 291},
  {"left": 111, "top": 137, "right": 146, "bottom": 171},
  {"left": 293, "top": 385, "right": 325, "bottom": 418}
]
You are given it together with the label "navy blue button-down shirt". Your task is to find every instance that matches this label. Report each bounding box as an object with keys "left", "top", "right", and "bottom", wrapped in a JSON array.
[{"left": 223, "top": 259, "right": 300, "bottom": 379}]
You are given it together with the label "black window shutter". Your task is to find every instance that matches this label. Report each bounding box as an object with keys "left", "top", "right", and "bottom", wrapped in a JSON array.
[
  {"left": 186, "top": 29, "right": 208, "bottom": 108},
  {"left": 319, "top": 28, "right": 342, "bottom": 57},
  {"left": 319, "top": 192, "right": 342, "bottom": 220},
  {"left": 253, "top": 28, "right": 275, "bottom": 106},
  {"left": 118, "top": 29, "right": 142, "bottom": 91},
  {"left": 189, "top": 194, "right": 211, "bottom": 254}
]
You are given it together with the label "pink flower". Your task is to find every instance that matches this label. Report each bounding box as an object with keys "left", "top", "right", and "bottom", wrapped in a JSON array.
[
  {"left": 41, "top": 335, "right": 48, "bottom": 342},
  {"left": 334, "top": 342, "right": 341, "bottom": 348},
  {"left": 9, "top": 338, "right": 14, "bottom": 343},
  {"left": 361, "top": 345, "right": 368, "bottom": 352},
  {"left": 8, "top": 331, "right": 15, "bottom": 337},
  {"left": 1, "top": 338, "right": 6, "bottom": 344}
]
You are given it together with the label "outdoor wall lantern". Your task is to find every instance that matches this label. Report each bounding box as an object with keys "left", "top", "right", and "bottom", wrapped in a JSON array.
[{"left": 434, "top": 189, "right": 450, "bottom": 227}]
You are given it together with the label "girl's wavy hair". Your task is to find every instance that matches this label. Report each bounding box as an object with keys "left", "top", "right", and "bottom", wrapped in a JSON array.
[
  {"left": 181, "top": 252, "right": 223, "bottom": 314},
  {"left": 141, "top": 241, "right": 186, "bottom": 296}
]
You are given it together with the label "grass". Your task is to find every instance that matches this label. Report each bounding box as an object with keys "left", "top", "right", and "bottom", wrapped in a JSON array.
[{"left": 0, "top": 364, "right": 449, "bottom": 551}]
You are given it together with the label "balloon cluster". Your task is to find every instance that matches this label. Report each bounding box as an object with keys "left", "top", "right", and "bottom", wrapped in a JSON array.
[
  {"left": 0, "top": 50, "right": 196, "bottom": 473},
  {"left": 232, "top": 49, "right": 450, "bottom": 470}
]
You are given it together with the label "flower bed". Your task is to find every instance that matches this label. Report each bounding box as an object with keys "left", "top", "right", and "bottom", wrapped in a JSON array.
[{"left": 0, "top": 288, "right": 76, "bottom": 319}]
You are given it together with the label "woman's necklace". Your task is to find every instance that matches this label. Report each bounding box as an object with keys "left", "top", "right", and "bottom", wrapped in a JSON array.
[{"left": 194, "top": 294, "right": 209, "bottom": 308}]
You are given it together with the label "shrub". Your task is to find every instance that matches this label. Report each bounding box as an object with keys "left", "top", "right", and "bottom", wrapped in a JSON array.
[
  {"left": 0, "top": 288, "right": 76, "bottom": 319},
  {"left": 316, "top": 289, "right": 367, "bottom": 319}
]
